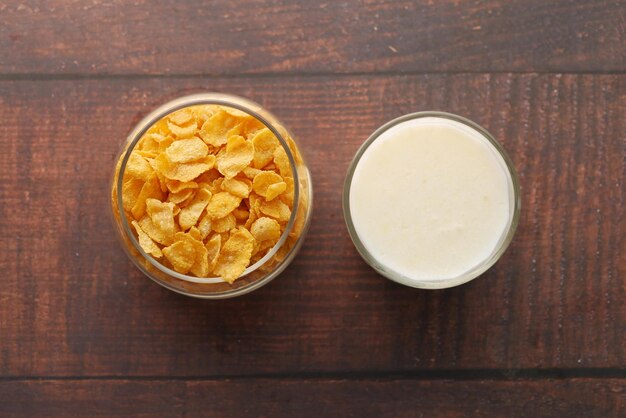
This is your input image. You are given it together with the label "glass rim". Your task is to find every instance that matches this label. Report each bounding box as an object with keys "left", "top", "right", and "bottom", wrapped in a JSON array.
[
  {"left": 116, "top": 93, "right": 301, "bottom": 287},
  {"left": 342, "top": 111, "right": 521, "bottom": 289}
]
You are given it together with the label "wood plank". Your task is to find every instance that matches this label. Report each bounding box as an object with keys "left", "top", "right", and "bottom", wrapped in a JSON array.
[
  {"left": 0, "top": 74, "right": 623, "bottom": 376},
  {"left": 0, "top": 0, "right": 623, "bottom": 75},
  {"left": 0, "top": 378, "right": 624, "bottom": 417}
]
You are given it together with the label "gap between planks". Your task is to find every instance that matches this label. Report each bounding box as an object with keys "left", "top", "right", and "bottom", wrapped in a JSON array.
[
  {"left": 0, "top": 70, "right": 624, "bottom": 82},
  {"left": 1, "top": 368, "right": 625, "bottom": 382}
]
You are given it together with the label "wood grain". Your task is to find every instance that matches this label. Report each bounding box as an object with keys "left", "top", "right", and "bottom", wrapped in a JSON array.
[
  {"left": 0, "top": 378, "right": 624, "bottom": 417},
  {"left": 0, "top": 0, "right": 623, "bottom": 75},
  {"left": 0, "top": 74, "right": 623, "bottom": 377}
]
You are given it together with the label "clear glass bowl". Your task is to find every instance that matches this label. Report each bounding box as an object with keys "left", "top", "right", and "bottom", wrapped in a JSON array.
[
  {"left": 110, "top": 93, "right": 313, "bottom": 298},
  {"left": 343, "top": 111, "right": 521, "bottom": 289}
]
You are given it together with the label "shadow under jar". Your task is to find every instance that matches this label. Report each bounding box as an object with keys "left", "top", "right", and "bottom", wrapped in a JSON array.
[{"left": 110, "top": 93, "right": 313, "bottom": 299}]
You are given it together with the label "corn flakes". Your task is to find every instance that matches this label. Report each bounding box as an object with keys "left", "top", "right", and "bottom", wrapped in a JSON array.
[{"left": 118, "top": 104, "right": 304, "bottom": 284}]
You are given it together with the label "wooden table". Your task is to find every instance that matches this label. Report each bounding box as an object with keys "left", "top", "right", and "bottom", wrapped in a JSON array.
[{"left": 1, "top": 1, "right": 624, "bottom": 416}]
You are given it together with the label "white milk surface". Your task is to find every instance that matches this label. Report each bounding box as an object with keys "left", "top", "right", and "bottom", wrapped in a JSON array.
[{"left": 349, "top": 117, "right": 511, "bottom": 282}]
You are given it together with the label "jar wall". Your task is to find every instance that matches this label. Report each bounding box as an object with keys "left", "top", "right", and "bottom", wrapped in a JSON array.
[{"left": 110, "top": 93, "right": 312, "bottom": 298}]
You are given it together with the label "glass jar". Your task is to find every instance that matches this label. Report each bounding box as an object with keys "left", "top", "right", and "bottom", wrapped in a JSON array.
[
  {"left": 343, "top": 111, "right": 521, "bottom": 289},
  {"left": 110, "top": 93, "right": 312, "bottom": 298}
]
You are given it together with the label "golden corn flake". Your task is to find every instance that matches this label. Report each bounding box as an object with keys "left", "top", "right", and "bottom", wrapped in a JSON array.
[
  {"left": 135, "top": 149, "right": 158, "bottom": 159},
  {"left": 208, "top": 177, "right": 224, "bottom": 195},
  {"left": 167, "top": 188, "right": 195, "bottom": 204},
  {"left": 167, "top": 121, "right": 197, "bottom": 138},
  {"left": 139, "top": 216, "right": 173, "bottom": 246},
  {"left": 252, "top": 171, "right": 284, "bottom": 199},
  {"left": 168, "top": 109, "right": 194, "bottom": 126},
  {"left": 273, "top": 146, "right": 292, "bottom": 178},
  {"left": 172, "top": 232, "right": 209, "bottom": 277},
  {"left": 165, "top": 137, "right": 208, "bottom": 164},
  {"left": 205, "top": 234, "right": 221, "bottom": 271},
  {"left": 246, "top": 193, "right": 262, "bottom": 226},
  {"left": 167, "top": 110, "right": 197, "bottom": 138},
  {"left": 216, "top": 135, "right": 254, "bottom": 178},
  {"left": 241, "top": 166, "right": 262, "bottom": 180},
  {"left": 212, "top": 213, "right": 236, "bottom": 233},
  {"left": 122, "top": 178, "right": 144, "bottom": 213},
  {"left": 131, "top": 174, "right": 163, "bottom": 220},
  {"left": 252, "top": 238, "right": 276, "bottom": 258},
  {"left": 232, "top": 207, "right": 250, "bottom": 221},
  {"left": 178, "top": 191, "right": 196, "bottom": 208},
  {"left": 190, "top": 248, "right": 209, "bottom": 277},
  {"left": 196, "top": 169, "right": 221, "bottom": 185},
  {"left": 154, "top": 170, "right": 169, "bottom": 193},
  {"left": 199, "top": 110, "right": 238, "bottom": 147},
  {"left": 244, "top": 209, "right": 258, "bottom": 230},
  {"left": 138, "top": 136, "right": 159, "bottom": 154},
  {"left": 221, "top": 177, "right": 251, "bottom": 199},
  {"left": 251, "top": 128, "right": 279, "bottom": 169},
  {"left": 146, "top": 198, "right": 177, "bottom": 241},
  {"left": 126, "top": 153, "right": 154, "bottom": 182},
  {"left": 250, "top": 217, "right": 281, "bottom": 242},
  {"left": 226, "top": 122, "right": 245, "bottom": 139},
  {"left": 280, "top": 177, "right": 295, "bottom": 204},
  {"left": 119, "top": 104, "right": 303, "bottom": 283},
  {"left": 143, "top": 132, "right": 168, "bottom": 145},
  {"left": 131, "top": 220, "right": 163, "bottom": 258},
  {"left": 179, "top": 187, "right": 212, "bottom": 230},
  {"left": 153, "top": 153, "right": 215, "bottom": 182},
  {"left": 191, "top": 105, "right": 217, "bottom": 124},
  {"left": 163, "top": 239, "right": 196, "bottom": 274},
  {"left": 147, "top": 118, "right": 171, "bottom": 136},
  {"left": 197, "top": 212, "right": 212, "bottom": 240},
  {"left": 206, "top": 191, "right": 241, "bottom": 220},
  {"left": 266, "top": 181, "right": 287, "bottom": 201},
  {"left": 158, "top": 136, "right": 175, "bottom": 153},
  {"left": 166, "top": 180, "right": 198, "bottom": 194},
  {"left": 259, "top": 198, "right": 291, "bottom": 223},
  {"left": 213, "top": 227, "right": 255, "bottom": 283}
]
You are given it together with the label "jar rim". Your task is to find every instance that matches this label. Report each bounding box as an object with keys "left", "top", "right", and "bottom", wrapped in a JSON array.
[
  {"left": 342, "top": 111, "right": 521, "bottom": 289},
  {"left": 116, "top": 93, "right": 301, "bottom": 286}
]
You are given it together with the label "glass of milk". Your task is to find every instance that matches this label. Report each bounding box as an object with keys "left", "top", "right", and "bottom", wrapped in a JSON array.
[{"left": 343, "top": 112, "right": 521, "bottom": 289}]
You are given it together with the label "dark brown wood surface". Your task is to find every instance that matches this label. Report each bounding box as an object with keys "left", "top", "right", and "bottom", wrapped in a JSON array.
[
  {"left": 1, "top": 379, "right": 624, "bottom": 417},
  {"left": 1, "top": 0, "right": 624, "bottom": 75},
  {"left": 0, "top": 0, "right": 624, "bottom": 416}
]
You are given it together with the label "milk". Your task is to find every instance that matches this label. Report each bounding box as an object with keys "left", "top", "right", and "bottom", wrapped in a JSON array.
[{"left": 347, "top": 116, "right": 514, "bottom": 284}]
